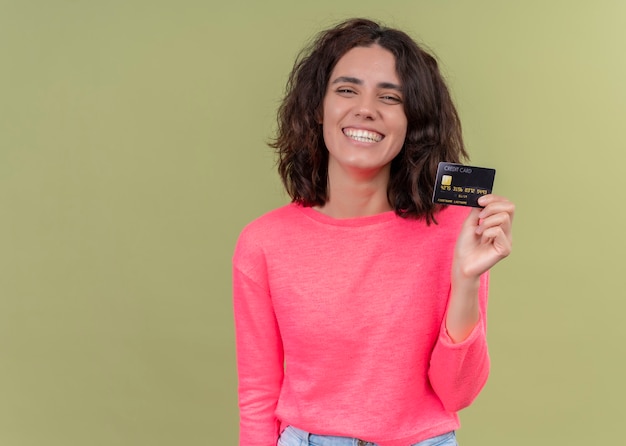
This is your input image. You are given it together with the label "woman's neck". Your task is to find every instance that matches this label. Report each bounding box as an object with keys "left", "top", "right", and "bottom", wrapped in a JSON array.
[{"left": 315, "top": 163, "right": 393, "bottom": 219}]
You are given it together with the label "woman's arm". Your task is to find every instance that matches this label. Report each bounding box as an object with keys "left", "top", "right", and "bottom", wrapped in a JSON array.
[
  {"left": 233, "top": 241, "right": 284, "bottom": 446},
  {"left": 447, "top": 194, "right": 514, "bottom": 342},
  {"left": 429, "top": 195, "right": 514, "bottom": 411},
  {"left": 428, "top": 272, "right": 490, "bottom": 412}
]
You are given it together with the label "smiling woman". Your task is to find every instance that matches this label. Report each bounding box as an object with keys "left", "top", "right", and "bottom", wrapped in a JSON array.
[
  {"left": 321, "top": 45, "right": 408, "bottom": 214},
  {"left": 271, "top": 18, "right": 472, "bottom": 223},
  {"left": 233, "top": 17, "right": 514, "bottom": 446}
]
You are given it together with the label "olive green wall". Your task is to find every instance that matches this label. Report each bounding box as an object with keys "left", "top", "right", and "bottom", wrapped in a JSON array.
[{"left": 1, "top": 1, "right": 624, "bottom": 445}]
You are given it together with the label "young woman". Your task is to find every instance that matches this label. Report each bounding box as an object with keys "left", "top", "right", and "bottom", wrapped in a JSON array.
[{"left": 233, "top": 18, "right": 514, "bottom": 446}]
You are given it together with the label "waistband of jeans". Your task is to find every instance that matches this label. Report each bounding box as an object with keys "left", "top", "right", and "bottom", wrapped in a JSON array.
[
  {"left": 285, "top": 425, "right": 310, "bottom": 440},
  {"left": 284, "top": 425, "right": 456, "bottom": 445},
  {"left": 285, "top": 426, "right": 375, "bottom": 445}
]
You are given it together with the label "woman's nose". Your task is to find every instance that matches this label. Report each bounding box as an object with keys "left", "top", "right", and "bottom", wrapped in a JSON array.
[{"left": 354, "top": 95, "right": 377, "bottom": 120}]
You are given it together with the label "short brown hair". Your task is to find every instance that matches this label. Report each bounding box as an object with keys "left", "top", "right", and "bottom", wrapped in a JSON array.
[{"left": 270, "top": 18, "right": 468, "bottom": 223}]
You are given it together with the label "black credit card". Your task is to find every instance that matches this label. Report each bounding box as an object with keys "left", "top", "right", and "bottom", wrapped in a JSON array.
[{"left": 432, "top": 162, "right": 496, "bottom": 207}]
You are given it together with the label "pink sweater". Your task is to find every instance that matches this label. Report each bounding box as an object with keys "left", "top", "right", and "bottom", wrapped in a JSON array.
[{"left": 233, "top": 203, "right": 490, "bottom": 446}]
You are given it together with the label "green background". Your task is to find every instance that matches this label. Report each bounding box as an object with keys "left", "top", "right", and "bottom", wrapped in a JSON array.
[{"left": 1, "top": 1, "right": 624, "bottom": 445}]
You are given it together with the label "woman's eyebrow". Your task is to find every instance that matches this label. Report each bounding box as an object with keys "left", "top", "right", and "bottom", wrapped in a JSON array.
[
  {"left": 377, "top": 81, "right": 402, "bottom": 91},
  {"left": 331, "top": 76, "right": 402, "bottom": 91},
  {"left": 332, "top": 76, "right": 362, "bottom": 85}
]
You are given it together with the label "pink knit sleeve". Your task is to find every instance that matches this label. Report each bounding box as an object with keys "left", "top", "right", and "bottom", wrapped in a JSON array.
[
  {"left": 428, "top": 272, "right": 491, "bottom": 413},
  {"left": 233, "top": 235, "right": 284, "bottom": 446}
]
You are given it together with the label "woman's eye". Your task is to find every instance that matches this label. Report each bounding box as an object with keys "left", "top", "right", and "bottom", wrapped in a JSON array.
[
  {"left": 381, "top": 95, "right": 401, "bottom": 103},
  {"left": 337, "top": 88, "right": 355, "bottom": 95}
]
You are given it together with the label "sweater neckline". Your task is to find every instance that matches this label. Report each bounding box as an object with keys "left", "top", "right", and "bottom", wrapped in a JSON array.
[{"left": 293, "top": 203, "right": 398, "bottom": 227}]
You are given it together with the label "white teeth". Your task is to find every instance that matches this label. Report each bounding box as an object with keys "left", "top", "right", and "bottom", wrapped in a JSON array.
[{"left": 343, "top": 128, "right": 383, "bottom": 143}]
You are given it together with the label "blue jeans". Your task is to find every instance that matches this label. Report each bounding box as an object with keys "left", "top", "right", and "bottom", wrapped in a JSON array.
[{"left": 278, "top": 425, "right": 458, "bottom": 446}]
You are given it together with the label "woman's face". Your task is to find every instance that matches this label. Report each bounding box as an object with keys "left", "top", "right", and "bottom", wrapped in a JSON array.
[{"left": 321, "top": 44, "right": 407, "bottom": 181}]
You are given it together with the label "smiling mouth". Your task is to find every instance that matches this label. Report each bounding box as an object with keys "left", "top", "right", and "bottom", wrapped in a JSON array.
[{"left": 343, "top": 128, "right": 384, "bottom": 143}]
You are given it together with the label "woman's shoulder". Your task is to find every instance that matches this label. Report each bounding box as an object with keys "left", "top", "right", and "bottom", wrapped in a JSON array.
[
  {"left": 408, "top": 205, "right": 471, "bottom": 243},
  {"left": 435, "top": 206, "right": 472, "bottom": 223},
  {"left": 235, "top": 203, "right": 302, "bottom": 248},
  {"left": 434, "top": 205, "right": 472, "bottom": 227},
  {"left": 241, "top": 203, "right": 301, "bottom": 232}
]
